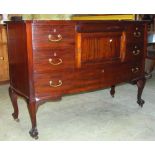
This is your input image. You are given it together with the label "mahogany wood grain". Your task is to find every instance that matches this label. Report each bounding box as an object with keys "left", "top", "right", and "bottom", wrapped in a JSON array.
[
  {"left": 33, "top": 47, "right": 75, "bottom": 73},
  {"left": 7, "top": 23, "right": 29, "bottom": 98},
  {"left": 32, "top": 24, "right": 75, "bottom": 50},
  {"left": 124, "top": 43, "right": 144, "bottom": 62}
]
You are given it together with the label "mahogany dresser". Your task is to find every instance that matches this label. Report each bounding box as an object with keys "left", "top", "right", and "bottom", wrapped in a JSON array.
[{"left": 6, "top": 20, "right": 147, "bottom": 139}]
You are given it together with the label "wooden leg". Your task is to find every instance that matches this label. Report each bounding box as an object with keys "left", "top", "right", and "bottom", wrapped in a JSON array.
[
  {"left": 8, "top": 87, "right": 19, "bottom": 122},
  {"left": 110, "top": 85, "right": 115, "bottom": 97},
  {"left": 27, "top": 101, "right": 38, "bottom": 139},
  {"left": 136, "top": 78, "right": 146, "bottom": 107}
]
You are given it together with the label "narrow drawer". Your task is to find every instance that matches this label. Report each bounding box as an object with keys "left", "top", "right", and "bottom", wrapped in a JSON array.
[
  {"left": 33, "top": 47, "right": 75, "bottom": 73},
  {"left": 126, "top": 24, "right": 144, "bottom": 42},
  {"left": 124, "top": 43, "right": 144, "bottom": 62},
  {"left": 32, "top": 25, "right": 75, "bottom": 49},
  {"left": 34, "top": 72, "right": 73, "bottom": 98}
]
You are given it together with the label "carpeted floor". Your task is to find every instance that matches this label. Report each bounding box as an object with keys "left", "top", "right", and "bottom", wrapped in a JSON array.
[{"left": 0, "top": 72, "right": 155, "bottom": 141}]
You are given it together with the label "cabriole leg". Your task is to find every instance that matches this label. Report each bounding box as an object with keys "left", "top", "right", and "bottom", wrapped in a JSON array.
[
  {"left": 8, "top": 87, "right": 19, "bottom": 122},
  {"left": 110, "top": 85, "right": 115, "bottom": 97},
  {"left": 27, "top": 101, "right": 38, "bottom": 139},
  {"left": 136, "top": 78, "right": 146, "bottom": 107}
]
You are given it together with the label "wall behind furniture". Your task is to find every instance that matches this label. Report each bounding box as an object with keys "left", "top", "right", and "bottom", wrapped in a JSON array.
[
  {"left": 8, "top": 14, "right": 72, "bottom": 20},
  {"left": 23, "top": 14, "right": 72, "bottom": 20},
  {"left": 9, "top": 14, "right": 136, "bottom": 20}
]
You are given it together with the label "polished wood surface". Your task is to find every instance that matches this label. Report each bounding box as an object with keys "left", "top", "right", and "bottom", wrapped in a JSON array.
[
  {"left": 6, "top": 20, "right": 147, "bottom": 139},
  {"left": 0, "top": 25, "right": 9, "bottom": 82},
  {"left": 7, "top": 23, "right": 29, "bottom": 98}
]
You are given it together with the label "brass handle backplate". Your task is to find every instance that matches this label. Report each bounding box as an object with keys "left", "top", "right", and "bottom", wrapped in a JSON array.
[
  {"left": 133, "top": 32, "right": 141, "bottom": 37},
  {"left": 49, "top": 80, "right": 62, "bottom": 87},
  {"left": 0, "top": 56, "right": 4, "bottom": 60},
  {"left": 132, "top": 67, "right": 139, "bottom": 73},
  {"left": 48, "top": 34, "right": 62, "bottom": 42},
  {"left": 48, "top": 58, "right": 63, "bottom": 65},
  {"left": 133, "top": 49, "right": 140, "bottom": 55}
]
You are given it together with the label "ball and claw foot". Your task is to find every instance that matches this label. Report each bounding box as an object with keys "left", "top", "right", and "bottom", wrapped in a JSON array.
[
  {"left": 12, "top": 113, "right": 20, "bottom": 122},
  {"left": 137, "top": 99, "right": 145, "bottom": 107},
  {"left": 29, "top": 128, "right": 39, "bottom": 140}
]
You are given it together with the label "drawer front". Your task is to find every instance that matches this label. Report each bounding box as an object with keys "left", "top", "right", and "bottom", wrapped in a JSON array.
[
  {"left": 33, "top": 47, "right": 75, "bottom": 73},
  {"left": 126, "top": 24, "right": 144, "bottom": 42},
  {"left": 72, "top": 68, "right": 105, "bottom": 92},
  {"left": 109, "top": 63, "right": 144, "bottom": 83},
  {"left": 34, "top": 62, "right": 144, "bottom": 97},
  {"left": 72, "top": 62, "right": 144, "bottom": 93},
  {"left": 76, "top": 23, "right": 124, "bottom": 33},
  {"left": 32, "top": 25, "right": 75, "bottom": 49},
  {"left": 34, "top": 72, "right": 73, "bottom": 98},
  {"left": 124, "top": 43, "right": 144, "bottom": 62}
]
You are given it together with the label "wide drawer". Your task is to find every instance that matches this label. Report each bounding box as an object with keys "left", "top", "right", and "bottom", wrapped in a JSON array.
[
  {"left": 76, "top": 23, "right": 124, "bottom": 33},
  {"left": 32, "top": 25, "right": 75, "bottom": 49},
  {"left": 72, "top": 62, "right": 144, "bottom": 93},
  {"left": 72, "top": 68, "right": 105, "bottom": 92},
  {"left": 33, "top": 47, "right": 75, "bottom": 73},
  {"left": 34, "top": 71, "right": 73, "bottom": 98}
]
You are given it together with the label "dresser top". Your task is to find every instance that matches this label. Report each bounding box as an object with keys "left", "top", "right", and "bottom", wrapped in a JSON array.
[{"left": 5, "top": 20, "right": 148, "bottom": 25}]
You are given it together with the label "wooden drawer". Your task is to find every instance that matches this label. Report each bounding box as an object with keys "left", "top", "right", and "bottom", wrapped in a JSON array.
[
  {"left": 72, "top": 62, "right": 144, "bottom": 93},
  {"left": 32, "top": 24, "right": 75, "bottom": 49},
  {"left": 33, "top": 47, "right": 75, "bottom": 73},
  {"left": 76, "top": 23, "right": 124, "bottom": 33},
  {"left": 124, "top": 43, "right": 144, "bottom": 62},
  {"left": 126, "top": 24, "right": 144, "bottom": 42},
  {"left": 34, "top": 72, "right": 73, "bottom": 98},
  {"left": 72, "top": 68, "right": 105, "bottom": 92},
  {"left": 108, "top": 62, "right": 143, "bottom": 83}
]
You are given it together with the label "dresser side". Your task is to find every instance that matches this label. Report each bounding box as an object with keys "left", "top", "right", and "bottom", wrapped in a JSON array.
[{"left": 6, "top": 22, "right": 32, "bottom": 99}]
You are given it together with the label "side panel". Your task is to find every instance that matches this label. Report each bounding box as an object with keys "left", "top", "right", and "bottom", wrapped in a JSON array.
[{"left": 7, "top": 22, "right": 30, "bottom": 98}]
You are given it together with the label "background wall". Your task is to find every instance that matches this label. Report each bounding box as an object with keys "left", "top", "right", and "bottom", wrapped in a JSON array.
[
  {"left": 8, "top": 14, "right": 135, "bottom": 20},
  {"left": 9, "top": 14, "right": 72, "bottom": 20}
]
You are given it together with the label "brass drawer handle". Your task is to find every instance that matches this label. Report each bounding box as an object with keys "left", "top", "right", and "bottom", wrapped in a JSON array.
[
  {"left": 132, "top": 67, "right": 139, "bottom": 73},
  {"left": 133, "top": 32, "right": 141, "bottom": 37},
  {"left": 48, "top": 58, "right": 62, "bottom": 65},
  {"left": 0, "top": 56, "right": 4, "bottom": 60},
  {"left": 133, "top": 49, "right": 140, "bottom": 55},
  {"left": 49, "top": 80, "right": 62, "bottom": 87},
  {"left": 48, "top": 34, "right": 62, "bottom": 42}
]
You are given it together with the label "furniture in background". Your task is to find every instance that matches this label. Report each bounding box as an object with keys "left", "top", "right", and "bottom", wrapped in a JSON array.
[
  {"left": 146, "top": 32, "right": 155, "bottom": 74},
  {"left": 0, "top": 25, "right": 9, "bottom": 83},
  {"left": 142, "top": 15, "right": 155, "bottom": 75},
  {"left": 6, "top": 20, "right": 147, "bottom": 139}
]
